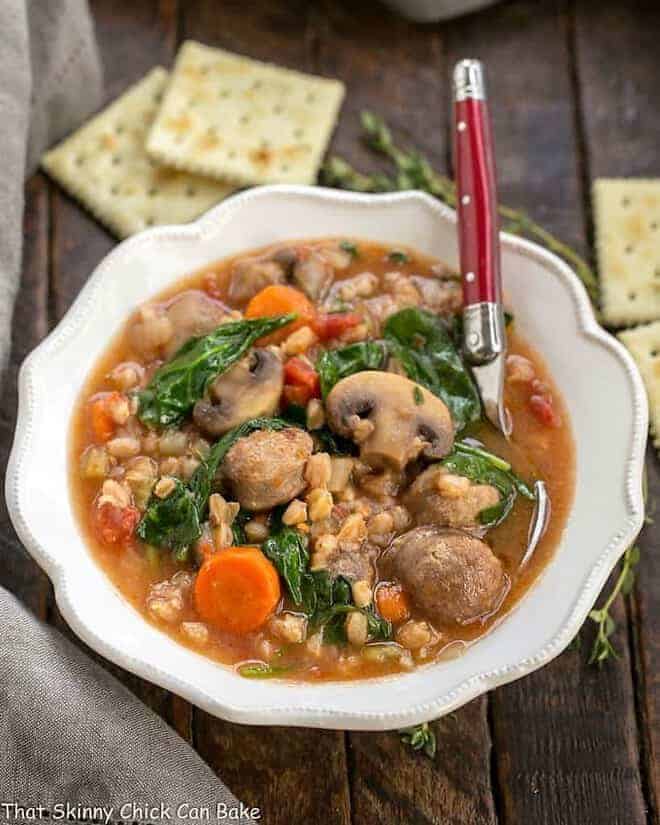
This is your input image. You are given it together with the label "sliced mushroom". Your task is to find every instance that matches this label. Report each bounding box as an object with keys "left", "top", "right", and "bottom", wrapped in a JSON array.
[
  {"left": 193, "top": 348, "right": 283, "bottom": 437},
  {"left": 325, "top": 371, "right": 454, "bottom": 471}
]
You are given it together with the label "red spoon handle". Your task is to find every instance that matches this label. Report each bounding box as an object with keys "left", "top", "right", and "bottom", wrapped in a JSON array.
[{"left": 454, "top": 76, "right": 501, "bottom": 307}]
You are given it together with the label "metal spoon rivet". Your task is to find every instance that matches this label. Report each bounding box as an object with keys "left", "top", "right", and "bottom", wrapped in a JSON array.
[
  {"left": 465, "top": 271, "right": 475, "bottom": 282},
  {"left": 457, "top": 121, "right": 467, "bottom": 132},
  {"left": 461, "top": 195, "right": 471, "bottom": 206}
]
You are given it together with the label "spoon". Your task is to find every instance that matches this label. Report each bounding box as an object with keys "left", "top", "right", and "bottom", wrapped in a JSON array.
[
  {"left": 453, "top": 58, "right": 511, "bottom": 438},
  {"left": 453, "top": 59, "right": 549, "bottom": 562}
]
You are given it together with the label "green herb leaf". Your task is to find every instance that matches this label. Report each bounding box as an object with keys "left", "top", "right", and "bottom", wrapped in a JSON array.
[
  {"left": 263, "top": 520, "right": 310, "bottom": 606},
  {"left": 316, "top": 340, "right": 387, "bottom": 398},
  {"left": 134, "top": 478, "right": 202, "bottom": 553},
  {"left": 399, "top": 722, "right": 437, "bottom": 759},
  {"left": 137, "top": 314, "right": 295, "bottom": 428},
  {"left": 136, "top": 417, "right": 291, "bottom": 553},
  {"left": 383, "top": 308, "right": 481, "bottom": 431},
  {"left": 237, "top": 662, "right": 292, "bottom": 679},
  {"left": 340, "top": 240, "right": 359, "bottom": 258},
  {"left": 588, "top": 544, "right": 641, "bottom": 666},
  {"left": 388, "top": 249, "right": 410, "bottom": 264},
  {"left": 441, "top": 441, "right": 535, "bottom": 527}
]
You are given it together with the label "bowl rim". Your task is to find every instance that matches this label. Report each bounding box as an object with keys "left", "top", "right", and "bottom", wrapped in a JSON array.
[{"left": 6, "top": 184, "right": 648, "bottom": 729}]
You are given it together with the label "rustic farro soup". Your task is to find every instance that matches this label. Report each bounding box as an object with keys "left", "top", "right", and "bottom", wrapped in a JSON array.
[{"left": 70, "top": 238, "right": 574, "bottom": 681}]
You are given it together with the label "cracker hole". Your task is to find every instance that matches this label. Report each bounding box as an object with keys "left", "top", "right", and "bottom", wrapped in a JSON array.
[
  {"left": 652, "top": 221, "right": 658, "bottom": 231},
  {"left": 110, "top": 185, "right": 120, "bottom": 195},
  {"left": 239, "top": 114, "right": 250, "bottom": 125},
  {"left": 625, "top": 244, "right": 633, "bottom": 254},
  {"left": 293, "top": 128, "right": 304, "bottom": 139},
  {"left": 115, "top": 124, "right": 124, "bottom": 135},
  {"left": 280, "top": 163, "right": 290, "bottom": 173},
  {"left": 652, "top": 349, "right": 659, "bottom": 358},
  {"left": 146, "top": 217, "right": 155, "bottom": 226},
  {"left": 153, "top": 93, "right": 163, "bottom": 104},
  {"left": 219, "top": 89, "right": 231, "bottom": 98},
  {"left": 622, "top": 196, "right": 631, "bottom": 207},
  {"left": 75, "top": 155, "right": 84, "bottom": 166},
  {"left": 273, "top": 104, "right": 284, "bottom": 115},
  {"left": 148, "top": 187, "right": 158, "bottom": 197},
  {"left": 112, "top": 156, "right": 121, "bottom": 166},
  {"left": 228, "top": 150, "right": 237, "bottom": 159},
  {"left": 628, "top": 291, "right": 637, "bottom": 300},
  {"left": 186, "top": 186, "right": 197, "bottom": 197},
  {"left": 305, "top": 92, "right": 316, "bottom": 104},
  {"left": 252, "top": 80, "right": 263, "bottom": 90}
]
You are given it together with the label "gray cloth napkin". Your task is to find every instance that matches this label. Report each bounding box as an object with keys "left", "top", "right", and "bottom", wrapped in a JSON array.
[{"left": 1, "top": 3, "right": 254, "bottom": 822}]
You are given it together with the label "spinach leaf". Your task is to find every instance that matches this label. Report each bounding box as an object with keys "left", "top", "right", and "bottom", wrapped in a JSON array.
[
  {"left": 263, "top": 521, "right": 310, "bottom": 606},
  {"left": 231, "top": 509, "right": 250, "bottom": 545},
  {"left": 138, "top": 314, "right": 295, "bottom": 428},
  {"left": 260, "top": 507, "right": 392, "bottom": 644},
  {"left": 441, "top": 441, "right": 535, "bottom": 527},
  {"left": 383, "top": 308, "right": 481, "bottom": 431},
  {"left": 135, "top": 478, "right": 202, "bottom": 553},
  {"left": 316, "top": 340, "right": 387, "bottom": 398},
  {"left": 136, "top": 417, "right": 291, "bottom": 553}
]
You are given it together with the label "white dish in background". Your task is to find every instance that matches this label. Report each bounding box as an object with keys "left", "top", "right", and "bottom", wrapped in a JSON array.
[
  {"left": 380, "top": 0, "right": 501, "bottom": 23},
  {"left": 6, "top": 185, "right": 646, "bottom": 730}
]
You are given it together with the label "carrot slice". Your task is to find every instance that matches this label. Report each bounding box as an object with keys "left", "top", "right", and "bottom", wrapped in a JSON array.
[
  {"left": 375, "top": 582, "right": 411, "bottom": 624},
  {"left": 88, "top": 393, "right": 122, "bottom": 443},
  {"left": 194, "top": 547, "right": 281, "bottom": 634},
  {"left": 245, "top": 285, "right": 316, "bottom": 344}
]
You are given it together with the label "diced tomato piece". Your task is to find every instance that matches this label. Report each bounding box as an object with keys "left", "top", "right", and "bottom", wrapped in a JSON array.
[
  {"left": 88, "top": 392, "right": 123, "bottom": 443},
  {"left": 529, "top": 393, "right": 562, "bottom": 428},
  {"left": 282, "top": 383, "right": 312, "bottom": 407},
  {"left": 283, "top": 357, "right": 320, "bottom": 405},
  {"left": 313, "top": 312, "right": 363, "bottom": 341},
  {"left": 93, "top": 501, "right": 140, "bottom": 546}
]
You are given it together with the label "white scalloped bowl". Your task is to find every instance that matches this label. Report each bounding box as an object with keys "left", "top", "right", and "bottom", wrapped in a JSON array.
[{"left": 6, "top": 186, "right": 647, "bottom": 730}]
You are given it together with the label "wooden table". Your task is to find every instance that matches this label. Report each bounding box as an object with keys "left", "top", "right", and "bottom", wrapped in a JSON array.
[{"left": 2, "top": 1, "right": 658, "bottom": 822}]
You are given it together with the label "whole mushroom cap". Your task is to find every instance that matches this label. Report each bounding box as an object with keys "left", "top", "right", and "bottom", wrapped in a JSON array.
[{"left": 325, "top": 371, "right": 454, "bottom": 470}]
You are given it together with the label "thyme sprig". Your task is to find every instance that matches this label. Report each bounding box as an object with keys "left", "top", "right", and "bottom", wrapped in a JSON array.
[
  {"left": 588, "top": 546, "right": 640, "bottom": 665},
  {"left": 399, "top": 722, "right": 437, "bottom": 759},
  {"left": 321, "top": 112, "right": 600, "bottom": 305}
]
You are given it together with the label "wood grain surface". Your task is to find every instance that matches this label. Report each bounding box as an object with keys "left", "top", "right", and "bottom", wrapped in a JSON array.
[{"left": 2, "top": 1, "right": 657, "bottom": 823}]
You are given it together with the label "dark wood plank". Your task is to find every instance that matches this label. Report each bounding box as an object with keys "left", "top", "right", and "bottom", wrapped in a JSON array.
[
  {"left": 446, "top": 3, "right": 647, "bottom": 824},
  {"left": 348, "top": 701, "right": 496, "bottom": 825},
  {"left": 575, "top": 0, "right": 660, "bottom": 816},
  {"left": 180, "top": 4, "right": 351, "bottom": 822},
  {"left": 195, "top": 717, "right": 351, "bottom": 825},
  {"left": 49, "top": 0, "right": 189, "bottom": 732},
  {"left": 311, "top": 2, "right": 498, "bottom": 823},
  {"left": 0, "top": 174, "right": 52, "bottom": 616}
]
